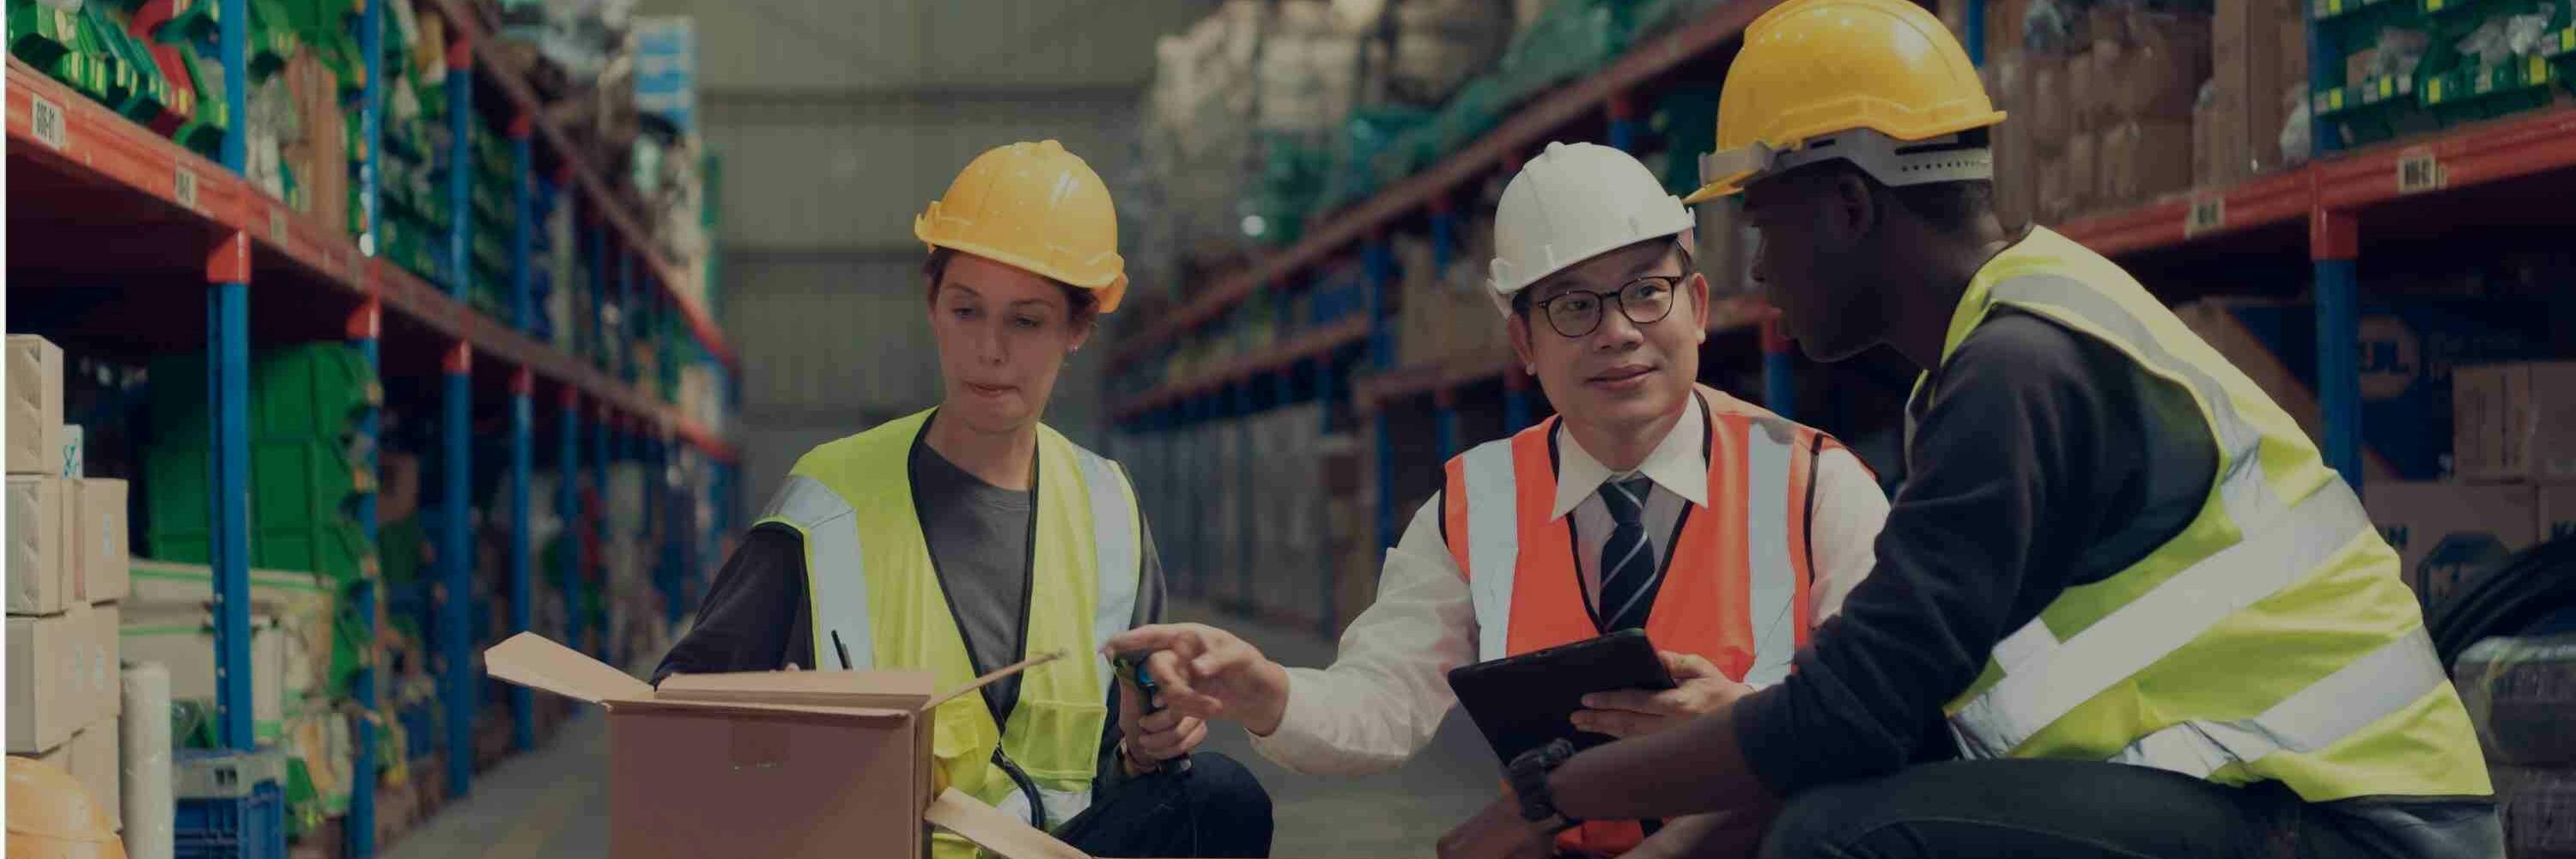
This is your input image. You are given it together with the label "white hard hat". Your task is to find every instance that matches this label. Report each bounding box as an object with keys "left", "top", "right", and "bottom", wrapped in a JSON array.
[{"left": 1488, "top": 141, "right": 1697, "bottom": 317}]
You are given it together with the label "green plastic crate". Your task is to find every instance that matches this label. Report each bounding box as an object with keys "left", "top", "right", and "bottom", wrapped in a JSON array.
[
  {"left": 144, "top": 438, "right": 369, "bottom": 536},
  {"left": 9, "top": 1, "right": 82, "bottom": 70},
  {"left": 2422, "top": 54, "right": 2561, "bottom": 122},
  {"left": 146, "top": 518, "right": 370, "bottom": 581}
]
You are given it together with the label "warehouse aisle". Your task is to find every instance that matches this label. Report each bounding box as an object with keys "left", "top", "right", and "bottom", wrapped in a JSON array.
[{"left": 383, "top": 602, "right": 1495, "bottom": 859}]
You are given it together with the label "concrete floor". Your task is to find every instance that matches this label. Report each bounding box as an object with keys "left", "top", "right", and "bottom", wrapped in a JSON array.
[{"left": 384, "top": 602, "right": 1497, "bottom": 858}]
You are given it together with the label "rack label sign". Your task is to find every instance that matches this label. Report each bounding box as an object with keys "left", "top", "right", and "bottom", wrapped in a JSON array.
[
  {"left": 28, "top": 94, "right": 67, "bottom": 151},
  {"left": 2397, "top": 152, "right": 2444, "bottom": 195},
  {"left": 173, "top": 167, "right": 197, "bottom": 210},
  {"left": 2184, "top": 197, "right": 2227, "bottom": 237}
]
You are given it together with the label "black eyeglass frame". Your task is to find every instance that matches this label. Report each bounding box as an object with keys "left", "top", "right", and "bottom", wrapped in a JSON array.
[{"left": 1528, "top": 275, "right": 1686, "bottom": 338}]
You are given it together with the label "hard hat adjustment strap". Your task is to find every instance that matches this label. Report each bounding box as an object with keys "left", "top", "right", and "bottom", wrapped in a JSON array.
[{"left": 1725, "top": 129, "right": 1992, "bottom": 189}]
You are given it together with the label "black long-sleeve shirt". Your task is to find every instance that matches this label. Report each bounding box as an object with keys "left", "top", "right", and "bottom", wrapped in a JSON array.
[{"left": 1732, "top": 308, "right": 2496, "bottom": 858}]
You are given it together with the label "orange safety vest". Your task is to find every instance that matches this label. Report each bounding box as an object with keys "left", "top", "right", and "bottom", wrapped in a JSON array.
[{"left": 1440, "top": 387, "right": 1844, "bottom": 856}]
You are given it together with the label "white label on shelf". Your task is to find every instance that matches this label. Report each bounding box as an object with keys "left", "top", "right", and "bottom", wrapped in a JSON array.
[
  {"left": 174, "top": 167, "right": 198, "bottom": 210},
  {"left": 2397, "top": 152, "right": 2444, "bottom": 194},
  {"left": 270, "top": 208, "right": 288, "bottom": 244},
  {"left": 28, "top": 94, "right": 68, "bottom": 151},
  {"left": 2184, "top": 197, "right": 2227, "bottom": 237}
]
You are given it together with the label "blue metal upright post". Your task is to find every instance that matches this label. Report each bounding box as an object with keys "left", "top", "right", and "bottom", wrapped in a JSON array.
[
  {"left": 356, "top": 0, "right": 384, "bottom": 260},
  {"left": 512, "top": 117, "right": 536, "bottom": 332},
  {"left": 2314, "top": 212, "right": 2363, "bottom": 486},
  {"left": 1364, "top": 240, "right": 1397, "bottom": 551},
  {"left": 620, "top": 250, "right": 637, "bottom": 384},
  {"left": 1607, "top": 94, "right": 1643, "bottom": 154},
  {"left": 507, "top": 114, "right": 538, "bottom": 753},
  {"left": 210, "top": 0, "right": 253, "bottom": 757},
  {"left": 347, "top": 302, "right": 381, "bottom": 857},
  {"left": 1965, "top": 0, "right": 1987, "bottom": 66},
  {"left": 1236, "top": 382, "right": 1254, "bottom": 612},
  {"left": 592, "top": 220, "right": 610, "bottom": 372},
  {"left": 348, "top": 4, "right": 384, "bottom": 846},
  {"left": 1762, "top": 320, "right": 1796, "bottom": 421},
  {"left": 559, "top": 388, "right": 584, "bottom": 655},
  {"left": 440, "top": 344, "right": 474, "bottom": 797},
  {"left": 1430, "top": 209, "right": 1461, "bottom": 458},
  {"left": 447, "top": 40, "right": 472, "bottom": 298},
  {"left": 507, "top": 369, "right": 535, "bottom": 752}
]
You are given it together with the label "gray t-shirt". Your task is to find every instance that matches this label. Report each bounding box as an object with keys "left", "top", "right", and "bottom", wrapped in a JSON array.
[
  {"left": 908, "top": 436, "right": 1166, "bottom": 721},
  {"left": 654, "top": 430, "right": 1166, "bottom": 752}
]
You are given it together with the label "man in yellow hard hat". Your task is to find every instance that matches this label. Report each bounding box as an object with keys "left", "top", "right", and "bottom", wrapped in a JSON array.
[
  {"left": 1432, "top": 1, "right": 2500, "bottom": 857},
  {"left": 658, "top": 140, "right": 1273, "bottom": 859}
]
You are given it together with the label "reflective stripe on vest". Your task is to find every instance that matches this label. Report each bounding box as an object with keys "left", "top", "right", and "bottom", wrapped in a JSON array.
[
  {"left": 1932, "top": 228, "right": 2488, "bottom": 805},
  {"left": 1443, "top": 389, "right": 1827, "bottom": 857},
  {"left": 756, "top": 411, "right": 1142, "bottom": 849}
]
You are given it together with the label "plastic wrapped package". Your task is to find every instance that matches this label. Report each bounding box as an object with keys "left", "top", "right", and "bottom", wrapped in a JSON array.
[{"left": 2456, "top": 634, "right": 2576, "bottom": 766}]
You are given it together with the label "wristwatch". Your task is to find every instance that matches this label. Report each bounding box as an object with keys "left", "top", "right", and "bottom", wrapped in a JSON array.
[{"left": 1505, "top": 738, "right": 1582, "bottom": 833}]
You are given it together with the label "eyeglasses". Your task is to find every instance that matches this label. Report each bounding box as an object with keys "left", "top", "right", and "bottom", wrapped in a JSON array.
[{"left": 1529, "top": 276, "right": 1683, "bottom": 338}]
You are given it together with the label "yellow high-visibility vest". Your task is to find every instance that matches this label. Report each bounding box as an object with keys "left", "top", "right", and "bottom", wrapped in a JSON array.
[
  {"left": 1932, "top": 227, "right": 2490, "bottom": 802},
  {"left": 757, "top": 410, "right": 1142, "bottom": 858}
]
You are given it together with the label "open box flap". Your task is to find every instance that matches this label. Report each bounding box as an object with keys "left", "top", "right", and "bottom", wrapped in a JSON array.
[
  {"left": 655, "top": 667, "right": 939, "bottom": 710},
  {"left": 484, "top": 632, "right": 653, "bottom": 704},
  {"left": 921, "top": 649, "right": 1068, "bottom": 713},
  {"left": 925, "top": 788, "right": 1092, "bottom": 859},
  {"left": 607, "top": 697, "right": 917, "bottom": 723}
]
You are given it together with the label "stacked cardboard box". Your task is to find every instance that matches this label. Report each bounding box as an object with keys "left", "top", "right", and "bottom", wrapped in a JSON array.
[
  {"left": 7, "top": 335, "right": 127, "bottom": 826},
  {"left": 2198, "top": 0, "right": 2309, "bottom": 186}
]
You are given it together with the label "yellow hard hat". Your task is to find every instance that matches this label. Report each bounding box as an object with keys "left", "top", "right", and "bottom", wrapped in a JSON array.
[
  {"left": 8, "top": 757, "right": 128, "bottom": 859},
  {"left": 1686, "top": 0, "right": 2006, "bottom": 202},
  {"left": 914, "top": 140, "right": 1130, "bottom": 314}
]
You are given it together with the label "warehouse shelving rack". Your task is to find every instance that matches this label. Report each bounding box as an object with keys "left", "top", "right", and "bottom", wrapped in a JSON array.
[
  {"left": 1104, "top": 0, "right": 2576, "bottom": 636},
  {"left": 5, "top": 0, "right": 739, "bottom": 855}
]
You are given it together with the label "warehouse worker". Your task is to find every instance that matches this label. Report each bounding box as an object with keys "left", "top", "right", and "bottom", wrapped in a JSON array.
[
  {"left": 1431, "top": 2, "right": 2502, "bottom": 857},
  {"left": 656, "top": 140, "right": 1273, "bottom": 859},
  {"left": 1107, "top": 141, "right": 1892, "bottom": 857}
]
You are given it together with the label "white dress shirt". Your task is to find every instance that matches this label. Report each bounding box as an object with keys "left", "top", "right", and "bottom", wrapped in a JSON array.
[{"left": 1248, "top": 390, "right": 1892, "bottom": 776}]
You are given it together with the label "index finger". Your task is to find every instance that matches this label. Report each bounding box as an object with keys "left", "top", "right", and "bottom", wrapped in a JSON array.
[{"left": 1102, "top": 624, "right": 1206, "bottom": 660}]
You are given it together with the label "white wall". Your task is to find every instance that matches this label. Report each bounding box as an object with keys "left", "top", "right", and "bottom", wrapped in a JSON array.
[{"left": 635, "top": 0, "right": 1202, "bottom": 516}]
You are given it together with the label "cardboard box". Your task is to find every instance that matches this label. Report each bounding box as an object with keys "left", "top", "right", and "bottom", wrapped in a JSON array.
[
  {"left": 2455, "top": 363, "right": 2576, "bottom": 484},
  {"left": 2366, "top": 481, "right": 2537, "bottom": 613},
  {"left": 2069, "top": 50, "right": 2101, "bottom": 135},
  {"left": 2029, "top": 55, "right": 2071, "bottom": 153},
  {"left": 2116, "top": 11, "right": 2213, "bottom": 120},
  {"left": 2208, "top": 0, "right": 2306, "bottom": 181},
  {"left": 61, "top": 424, "right": 82, "bottom": 478},
  {"left": 2085, "top": 39, "right": 2123, "bottom": 131},
  {"left": 70, "top": 716, "right": 118, "bottom": 828},
  {"left": 9, "top": 603, "right": 96, "bottom": 752},
  {"left": 85, "top": 603, "right": 119, "bottom": 727},
  {"left": 487, "top": 632, "right": 1102, "bottom": 859},
  {"left": 2099, "top": 119, "right": 2196, "bottom": 205},
  {"left": 9, "top": 474, "right": 73, "bottom": 614},
  {"left": 2036, "top": 154, "right": 2072, "bottom": 223},
  {"left": 2171, "top": 297, "right": 2555, "bottom": 479},
  {"left": 2064, "top": 131, "right": 2099, "bottom": 216},
  {"left": 1986, "top": 51, "right": 2038, "bottom": 228},
  {"left": 72, "top": 478, "right": 128, "bottom": 604},
  {"left": 2543, "top": 484, "right": 2576, "bottom": 543},
  {"left": 8, "top": 335, "right": 65, "bottom": 475},
  {"left": 2193, "top": 85, "right": 2232, "bottom": 186}
]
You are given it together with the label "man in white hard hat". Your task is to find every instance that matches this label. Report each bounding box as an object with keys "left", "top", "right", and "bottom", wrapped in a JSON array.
[{"left": 1104, "top": 141, "right": 1892, "bottom": 857}]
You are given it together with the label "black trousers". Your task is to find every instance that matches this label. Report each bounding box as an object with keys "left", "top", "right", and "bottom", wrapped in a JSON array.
[
  {"left": 1754, "top": 758, "right": 2381, "bottom": 859},
  {"left": 1055, "top": 752, "right": 1274, "bottom": 858}
]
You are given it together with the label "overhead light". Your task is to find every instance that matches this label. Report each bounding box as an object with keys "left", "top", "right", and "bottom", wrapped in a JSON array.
[{"left": 1242, "top": 215, "right": 1267, "bottom": 237}]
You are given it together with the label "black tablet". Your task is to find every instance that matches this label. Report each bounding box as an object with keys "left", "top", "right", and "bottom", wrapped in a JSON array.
[{"left": 1445, "top": 629, "right": 1678, "bottom": 765}]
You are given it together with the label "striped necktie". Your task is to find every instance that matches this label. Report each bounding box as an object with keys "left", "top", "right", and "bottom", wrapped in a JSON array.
[{"left": 1595, "top": 476, "right": 1662, "bottom": 631}]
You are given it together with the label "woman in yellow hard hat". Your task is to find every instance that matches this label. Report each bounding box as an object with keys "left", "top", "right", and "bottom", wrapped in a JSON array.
[
  {"left": 657, "top": 140, "right": 1273, "bottom": 859},
  {"left": 1434, "top": 0, "right": 2494, "bottom": 857}
]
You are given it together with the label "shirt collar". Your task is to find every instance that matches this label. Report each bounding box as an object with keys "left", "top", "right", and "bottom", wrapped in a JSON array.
[{"left": 1550, "top": 392, "right": 1710, "bottom": 519}]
